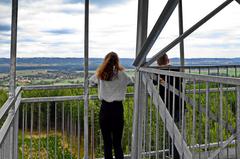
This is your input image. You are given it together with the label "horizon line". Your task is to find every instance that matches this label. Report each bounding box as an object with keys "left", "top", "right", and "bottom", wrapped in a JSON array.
[{"left": 1, "top": 57, "right": 240, "bottom": 59}]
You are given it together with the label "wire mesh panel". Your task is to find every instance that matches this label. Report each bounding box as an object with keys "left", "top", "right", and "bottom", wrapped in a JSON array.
[
  {"left": 19, "top": 100, "right": 84, "bottom": 159},
  {"left": 16, "top": 85, "right": 134, "bottom": 159},
  {"left": 137, "top": 67, "right": 240, "bottom": 159},
  {"left": 1, "top": 65, "right": 240, "bottom": 159}
]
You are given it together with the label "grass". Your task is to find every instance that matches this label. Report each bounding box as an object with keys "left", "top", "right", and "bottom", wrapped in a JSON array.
[
  {"left": 0, "top": 89, "right": 8, "bottom": 108},
  {"left": 18, "top": 132, "right": 84, "bottom": 159}
]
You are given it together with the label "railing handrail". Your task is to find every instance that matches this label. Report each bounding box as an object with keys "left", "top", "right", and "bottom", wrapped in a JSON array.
[
  {"left": 151, "top": 64, "right": 240, "bottom": 69},
  {"left": 21, "top": 93, "right": 134, "bottom": 103},
  {"left": 0, "top": 88, "right": 21, "bottom": 145},
  {"left": 0, "top": 87, "right": 21, "bottom": 120},
  {"left": 21, "top": 84, "right": 84, "bottom": 91},
  {"left": 140, "top": 67, "right": 240, "bottom": 85},
  {"left": 21, "top": 83, "right": 134, "bottom": 91}
]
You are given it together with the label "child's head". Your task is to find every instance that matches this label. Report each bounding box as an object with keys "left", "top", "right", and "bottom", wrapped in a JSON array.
[{"left": 157, "top": 54, "right": 169, "bottom": 66}]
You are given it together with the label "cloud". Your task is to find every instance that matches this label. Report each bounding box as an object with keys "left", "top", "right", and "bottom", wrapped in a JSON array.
[
  {"left": 0, "top": 24, "right": 10, "bottom": 32},
  {"left": 0, "top": 39, "right": 10, "bottom": 44},
  {"left": 91, "top": 0, "right": 127, "bottom": 6},
  {"left": 0, "top": 0, "right": 239, "bottom": 59},
  {"left": 44, "top": 29, "right": 76, "bottom": 35},
  {"left": 63, "top": 0, "right": 127, "bottom": 7},
  {"left": 0, "top": 0, "right": 10, "bottom": 4}
]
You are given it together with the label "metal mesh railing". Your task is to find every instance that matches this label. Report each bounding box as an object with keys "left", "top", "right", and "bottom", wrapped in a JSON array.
[
  {"left": 0, "top": 87, "right": 21, "bottom": 159},
  {"left": 1, "top": 65, "right": 240, "bottom": 159},
  {"left": 135, "top": 67, "right": 240, "bottom": 159},
  {"left": 4, "top": 85, "right": 134, "bottom": 159},
  {"left": 152, "top": 65, "right": 240, "bottom": 77}
]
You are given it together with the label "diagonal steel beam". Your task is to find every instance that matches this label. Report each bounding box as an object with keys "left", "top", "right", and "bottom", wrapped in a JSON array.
[
  {"left": 208, "top": 134, "right": 236, "bottom": 159},
  {"left": 133, "top": 0, "right": 179, "bottom": 67},
  {"left": 145, "top": 0, "right": 233, "bottom": 67}
]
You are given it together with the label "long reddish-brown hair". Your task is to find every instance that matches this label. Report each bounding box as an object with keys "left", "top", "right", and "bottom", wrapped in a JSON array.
[{"left": 96, "top": 52, "right": 124, "bottom": 81}]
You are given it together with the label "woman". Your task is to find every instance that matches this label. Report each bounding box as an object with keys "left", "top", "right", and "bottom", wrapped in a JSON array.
[{"left": 89, "top": 52, "right": 132, "bottom": 159}]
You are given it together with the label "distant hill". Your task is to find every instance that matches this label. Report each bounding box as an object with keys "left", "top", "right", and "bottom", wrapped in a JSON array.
[
  {"left": 0, "top": 58, "right": 134, "bottom": 73},
  {"left": 1, "top": 57, "right": 240, "bottom": 73}
]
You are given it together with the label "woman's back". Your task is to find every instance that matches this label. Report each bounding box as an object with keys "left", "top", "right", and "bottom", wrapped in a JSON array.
[{"left": 90, "top": 71, "right": 132, "bottom": 102}]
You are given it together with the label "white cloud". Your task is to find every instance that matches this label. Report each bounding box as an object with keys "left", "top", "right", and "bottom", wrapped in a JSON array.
[
  {"left": 0, "top": 0, "right": 239, "bottom": 59},
  {"left": 147, "top": 0, "right": 240, "bottom": 58}
]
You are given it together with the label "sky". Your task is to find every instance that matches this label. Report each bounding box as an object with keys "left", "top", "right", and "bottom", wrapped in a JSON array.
[{"left": 0, "top": 0, "right": 240, "bottom": 59}]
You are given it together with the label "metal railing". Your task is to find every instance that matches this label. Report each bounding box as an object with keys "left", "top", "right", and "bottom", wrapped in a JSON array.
[
  {"left": 0, "top": 84, "right": 134, "bottom": 159},
  {"left": 1, "top": 65, "right": 240, "bottom": 159},
  {"left": 0, "top": 87, "right": 21, "bottom": 159},
  {"left": 131, "top": 66, "right": 240, "bottom": 159},
  {"left": 152, "top": 65, "right": 240, "bottom": 77}
]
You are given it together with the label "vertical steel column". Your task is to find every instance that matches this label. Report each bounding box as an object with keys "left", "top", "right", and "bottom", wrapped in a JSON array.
[
  {"left": 205, "top": 82, "right": 209, "bottom": 158},
  {"left": 172, "top": 77, "right": 176, "bottom": 158},
  {"left": 38, "top": 103, "right": 41, "bottom": 158},
  {"left": 54, "top": 103, "right": 57, "bottom": 159},
  {"left": 149, "top": 92, "right": 152, "bottom": 158},
  {"left": 192, "top": 80, "right": 196, "bottom": 158},
  {"left": 220, "top": 84, "right": 223, "bottom": 147},
  {"left": 30, "top": 104, "right": 33, "bottom": 159},
  {"left": 127, "top": 98, "right": 131, "bottom": 152},
  {"left": 70, "top": 103, "right": 73, "bottom": 159},
  {"left": 78, "top": 101, "right": 81, "bottom": 159},
  {"left": 236, "top": 86, "right": 240, "bottom": 158},
  {"left": 163, "top": 76, "right": 168, "bottom": 159},
  {"left": 143, "top": 86, "right": 147, "bottom": 153},
  {"left": 84, "top": 0, "right": 89, "bottom": 158},
  {"left": 178, "top": 0, "right": 185, "bottom": 72},
  {"left": 47, "top": 103, "right": 49, "bottom": 159},
  {"left": 9, "top": 0, "right": 18, "bottom": 158},
  {"left": 13, "top": 92, "right": 20, "bottom": 159},
  {"left": 181, "top": 79, "right": 186, "bottom": 159},
  {"left": 91, "top": 107, "right": 94, "bottom": 159},
  {"left": 62, "top": 103, "right": 65, "bottom": 158},
  {"left": 21, "top": 104, "right": 25, "bottom": 159},
  {"left": 155, "top": 75, "right": 160, "bottom": 159},
  {"left": 131, "top": 0, "right": 148, "bottom": 158},
  {"left": 9, "top": 0, "right": 18, "bottom": 97}
]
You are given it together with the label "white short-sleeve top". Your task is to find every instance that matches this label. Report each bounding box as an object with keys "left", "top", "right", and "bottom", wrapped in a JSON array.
[{"left": 89, "top": 71, "right": 133, "bottom": 102}]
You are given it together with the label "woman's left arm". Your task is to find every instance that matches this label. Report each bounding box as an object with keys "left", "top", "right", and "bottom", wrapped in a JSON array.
[
  {"left": 89, "top": 74, "right": 98, "bottom": 85},
  {"left": 123, "top": 72, "right": 134, "bottom": 85}
]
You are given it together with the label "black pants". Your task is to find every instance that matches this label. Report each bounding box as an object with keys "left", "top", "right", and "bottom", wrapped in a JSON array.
[{"left": 99, "top": 100, "right": 124, "bottom": 159}]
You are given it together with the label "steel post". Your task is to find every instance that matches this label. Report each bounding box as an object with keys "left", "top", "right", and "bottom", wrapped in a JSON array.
[
  {"left": 178, "top": 0, "right": 185, "bottom": 72},
  {"left": 131, "top": 0, "right": 148, "bottom": 158},
  {"left": 9, "top": 0, "right": 18, "bottom": 158},
  {"left": 236, "top": 86, "right": 240, "bottom": 158},
  {"left": 84, "top": 0, "right": 89, "bottom": 158}
]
